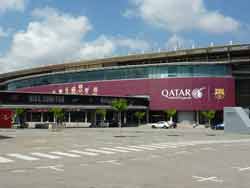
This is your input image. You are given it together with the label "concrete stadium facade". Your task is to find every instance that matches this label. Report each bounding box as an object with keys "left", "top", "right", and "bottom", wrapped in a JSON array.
[{"left": 0, "top": 44, "right": 249, "bottom": 125}]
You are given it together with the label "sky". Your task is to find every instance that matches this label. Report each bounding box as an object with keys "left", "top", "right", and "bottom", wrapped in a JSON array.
[{"left": 0, "top": 0, "right": 249, "bottom": 73}]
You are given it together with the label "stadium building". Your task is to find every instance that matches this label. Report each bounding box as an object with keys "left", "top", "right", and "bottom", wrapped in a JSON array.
[{"left": 0, "top": 44, "right": 250, "bottom": 127}]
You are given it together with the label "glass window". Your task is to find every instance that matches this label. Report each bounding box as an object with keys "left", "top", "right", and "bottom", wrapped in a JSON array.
[
  {"left": 168, "top": 66, "right": 177, "bottom": 77},
  {"left": 6, "top": 64, "right": 231, "bottom": 90}
]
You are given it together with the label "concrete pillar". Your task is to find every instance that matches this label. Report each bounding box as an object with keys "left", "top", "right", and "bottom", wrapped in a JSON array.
[
  {"left": 68, "top": 112, "right": 71, "bottom": 123},
  {"left": 41, "top": 112, "right": 44, "bottom": 122},
  {"left": 91, "top": 110, "right": 96, "bottom": 126},
  {"left": 53, "top": 113, "right": 56, "bottom": 123},
  {"left": 123, "top": 111, "right": 127, "bottom": 125},
  {"left": 30, "top": 112, "right": 33, "bottom": 122},
  {"left": 196, "top": 111, "right": 200, "bottom": 124},
  {"left": 146, "top": 109, "right": 149, "bottom": 123},
  {"left": 84, "top": 111, "right": 88, "bottom": 123}
]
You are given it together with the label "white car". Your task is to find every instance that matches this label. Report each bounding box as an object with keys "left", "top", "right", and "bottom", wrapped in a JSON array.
[{"left": 151, "top": 121, "right": 170, "bottom": 129}]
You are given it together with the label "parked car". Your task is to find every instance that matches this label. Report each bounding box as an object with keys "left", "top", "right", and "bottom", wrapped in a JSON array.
[
  {"left": 152, "top": 121, "right": 170, "bottom": 129},
  {"left": 213, "top": 123, "right": 224, "bottom": 130},
  {"left": 167, "top": 120, "right": 177, "bottom": 128}
]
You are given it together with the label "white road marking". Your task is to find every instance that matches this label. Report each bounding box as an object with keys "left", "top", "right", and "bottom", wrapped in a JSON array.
[
  {"left": 175, "top": 151, "right": 191, "bottom": 155},
  {"left": 233, "top": 166, "right": 250, "bottom": 172},
  {"left": 32, "top": 147, "right": 52, "bottom": 150},
  {"left": 200, "top": 147, "right": 216, "bottom": 151},
  {"left": 100, "top": 147, "right": 130, "bottom": 153},
  {"left": 31, "top": 152, "right": 61, "bottom": 159},
  {"left": 97, "top": 160, "right": 122, "bottom": 165},
  {"left": 69, "top": 150, "right": 99, "bottom": 156},
  {"left": 115, "top": 146, "right": 143, "bottom": 151},
  {"left": 50, "top": 152, "right": 81, "bottom": 158},
  {"left": 11, "top": 169, "right": 27, "bottom": 173},
  {"left": 36, "top": 164, "right": 64, "bottom": 172},
  {"left": 141, "top": 145, "right": 166, "bottom": 149},
  {"left": 150, "top": 144, "right": 176, "bottom": 148},
  {"left": 153, "top": 143, "right": 177, "bottom": 148},
  {"left": 7, "top": 154, "right": 40, "bottom": 161},
  {"left": 129, "top": 146, "right": 156, "bottom": 150},
  {"left": 192, "top": 176, "right": 223, "bottom": 183},
  {"left": 0, "top": 156, "right": 14, "bottom": 163},
  {"left": 85, "top": 149, "right": 115, "bottom": 154}
]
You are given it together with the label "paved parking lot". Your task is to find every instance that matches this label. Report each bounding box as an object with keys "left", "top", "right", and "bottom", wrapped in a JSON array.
[{"left": 1, "top": 127, "right": 250, "bottom": 188}]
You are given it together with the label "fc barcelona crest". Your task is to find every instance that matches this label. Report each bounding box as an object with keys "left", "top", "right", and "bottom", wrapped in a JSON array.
[{"left": 214, "top": 88, "right": 225, "bottom": 100}]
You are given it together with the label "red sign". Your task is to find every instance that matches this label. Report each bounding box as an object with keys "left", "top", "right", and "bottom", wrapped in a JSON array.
[
  {"left": 17, "top": 77, "right": 235, "bottom": 111},
  {"left": 0, "top": 109, "right": 13, "bottom": 128}
]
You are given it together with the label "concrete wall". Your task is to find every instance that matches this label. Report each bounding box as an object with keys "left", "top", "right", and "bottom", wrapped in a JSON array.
[{"left": 224, "top": 107, "right": 250, "bottom": 134}]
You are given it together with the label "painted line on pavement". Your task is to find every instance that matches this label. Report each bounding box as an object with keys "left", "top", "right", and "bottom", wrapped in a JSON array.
[
  {"left": 7, "top": 154, "right": 40, "bottom": 161},
  {"left": 69, "top": 150, "right": 99, "bottom": 156},
  {"left": 85, "top": 149, "right": 115, "bottom": 154},
  {"left": 31, "top": 152, "right": 61, "bottom": 159},
  {"left": 115, "top": 146, "right": 143, "bottom": 151},
  {"left": 50, "top": 152, "right": 81, "bottom": 158},
  {"left": 0, "top": 156, "right": 14, "bottom": 163},
  {"left": 100, "top": 147, "right": 131, "bottom": 153}
]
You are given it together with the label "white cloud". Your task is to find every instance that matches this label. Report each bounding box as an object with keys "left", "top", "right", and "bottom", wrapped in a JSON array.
[
  {"left": 0, "top": 0, "right": 27, "bottom": 13},
  {"left": 78, "top": 36, "right": 150, "bottom": 60},
  {"left": 78, "top": 36, "right": 116, "bottom": 60},
  {"left": 0, "top": 7, "right": 150, "bottom": 73},
  {"left": 115, "top": 37, "right": 150, "bottom": 50},
  {"left": 127, "top": 0, "right": 240, "bottom": 34},
  {"left": 0, "top": 7, "right": 92, "bottom": 72}
]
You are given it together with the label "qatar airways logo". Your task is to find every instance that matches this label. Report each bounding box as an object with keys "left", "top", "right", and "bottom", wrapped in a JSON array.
[{"left": 161, "top": 87, "right": 206, "bottom": 100}]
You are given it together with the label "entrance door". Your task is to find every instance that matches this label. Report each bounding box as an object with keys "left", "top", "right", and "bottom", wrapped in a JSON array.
[{"left": 178, "top": 111, "right": 195, "bottom": 124}]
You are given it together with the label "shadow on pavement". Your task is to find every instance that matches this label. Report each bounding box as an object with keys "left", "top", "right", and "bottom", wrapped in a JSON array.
[{"left": 0, "top": 135, "right": 13, "bottom": 140}]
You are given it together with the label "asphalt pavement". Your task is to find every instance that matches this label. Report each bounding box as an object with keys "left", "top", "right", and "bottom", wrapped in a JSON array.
[{"left": 0, "top": 127, "right": 250, "bottom": 188}]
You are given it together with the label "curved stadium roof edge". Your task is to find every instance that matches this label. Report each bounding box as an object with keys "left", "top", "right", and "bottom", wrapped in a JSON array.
[{"left": 0, "top": 43, "right": 249, "bottom": 82}]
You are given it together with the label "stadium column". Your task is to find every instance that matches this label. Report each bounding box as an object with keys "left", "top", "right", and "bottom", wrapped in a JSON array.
[
  {"left": 84, "top": 111, "right": 88, "bottom": 123},
  {"left": 124, "top": 111, "right": 127, "bottom": 125},
  {"left": 146, "top": 109, "right": 149, "bottom": 124},
  {"left": 91, "top": 110, "right": 96, "bottom": 126},
  {"left": 68, "top": 112, "right": 71, "bottom": 123},
  {"left": 41, "top": 112, "right": 44, "bottom": 122}
]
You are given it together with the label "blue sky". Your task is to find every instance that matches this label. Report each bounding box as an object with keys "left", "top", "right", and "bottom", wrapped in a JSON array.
[{"left": 0, "top": 0, "right": 249, "bottom": 73}]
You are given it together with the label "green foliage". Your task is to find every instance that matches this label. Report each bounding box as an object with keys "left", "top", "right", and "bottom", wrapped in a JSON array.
[
  {"left": 49, "top": 107, "right": 64, "bottom": 123},
  {"left": 15, "top": 108, "right": 25, "bottom": 116},
  {"left": 111, "top": 99, "right": 128, "bottom": 112},
  {"left": 96, "top": 109, "right": 107, "bottom": 121},
  {"left": 164, "top": 109, "right": 177, "bottom": 119},
  {"left": 15, "top": 108, "right": 26, "bottom": 127},
  {"left": 134, "top": 111, "right": 145, "bottom": 125},
  {"left": 134, "top": 112, "right": 145, "bottom": 120},
  {"left": 111, "top": 99, "right": 128, "bottom": 128},
  {"left": 201, "top": 110, "right": 216, "bottom": 127},
  {"left": 201, "top": 110, "right": 216, "bottom": 121}
]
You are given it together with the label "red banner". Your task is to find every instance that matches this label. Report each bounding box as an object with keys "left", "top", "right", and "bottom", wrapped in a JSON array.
[
  {"left": 0, "top": 109, "right": 13, "bottom": 128},
  {"left": 18, "top": 77, "right": 235, "bottom": 111}
]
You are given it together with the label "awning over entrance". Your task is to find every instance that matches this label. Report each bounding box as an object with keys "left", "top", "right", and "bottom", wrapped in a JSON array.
[{"left": 0, "top": 91, "right": 149, "bottom": 110}]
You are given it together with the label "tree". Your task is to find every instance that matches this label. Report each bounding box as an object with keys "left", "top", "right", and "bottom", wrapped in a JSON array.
[
  {"left": 111, "top": 99, "right": 128, "bottom": 128},
  {"left": 15, "top": 108, "right": 26, "bottom": 128},
  {"left": 134, "top": 111, "right": 145, "bottom": 126},
  {"left": 96, "top": 109, "right": 107, "bottom": 126},
  {"left": 164, "top": 109, "right": 177, "bottom": 122},
  {"left": 201, "top": 110, "right": 216, "bottom": 128},
  {"left": 49, "top": 108, "right": 64, "bottom": 124}
]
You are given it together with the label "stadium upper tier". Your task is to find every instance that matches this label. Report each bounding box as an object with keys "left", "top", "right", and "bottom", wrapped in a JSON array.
[{"left": 0, "top": 43, "right": 249, "bottom": 85}]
